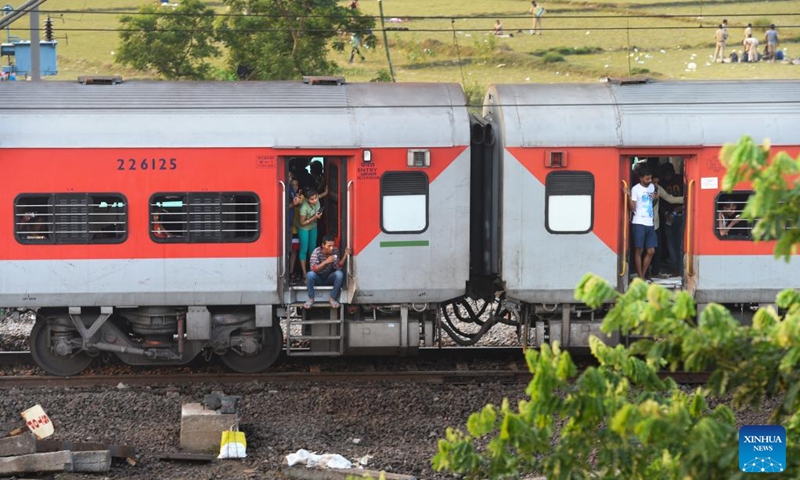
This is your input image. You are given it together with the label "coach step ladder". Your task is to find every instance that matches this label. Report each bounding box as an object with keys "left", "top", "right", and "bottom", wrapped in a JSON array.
[{"left": 286, "top": 292, "right": 344, "bottom": 356}]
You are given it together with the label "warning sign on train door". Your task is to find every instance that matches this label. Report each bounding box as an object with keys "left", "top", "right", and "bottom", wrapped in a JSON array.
[{"left": 21, "top": 404, "right": 54, "bottom": 439}]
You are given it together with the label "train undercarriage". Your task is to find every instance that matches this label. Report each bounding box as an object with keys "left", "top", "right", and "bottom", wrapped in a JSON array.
[
  {"left": 27, "top": 295, "right": 621, "bottom": 376},
  {"left": 30, "top": 306, "right": 282, "bottom": 376}
]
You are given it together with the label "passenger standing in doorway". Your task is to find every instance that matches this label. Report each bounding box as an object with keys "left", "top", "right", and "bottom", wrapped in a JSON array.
[
  {"left": 287, "top": 178, "right": 304, "bottom": 284},
  {"left": 659, "top": 163, "right": 684, "bottom": 276},
  {"left": 298, "top": 188, "right": 323, "bottom": 279},
  {"left": 628, "top": 167, "right": 657, "bottom": 282},
  {"left": 650, "top": 169, "right": 684, "bottom": 277}
]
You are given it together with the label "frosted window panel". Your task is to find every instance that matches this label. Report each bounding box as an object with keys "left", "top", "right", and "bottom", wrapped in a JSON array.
[
  {"left": 548, "top": 195, "right": 592, "bottom": 232},
  {"left": 383, "top": 195, "right": 426, "bottom": 232}
]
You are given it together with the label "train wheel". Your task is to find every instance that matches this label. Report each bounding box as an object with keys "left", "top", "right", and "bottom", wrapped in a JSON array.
[
  {"left": 220, "top": 325, "right": 283, "bottom": 373},
  {"left": 29, "top": 318, "right": 93, "bottom": 376}
]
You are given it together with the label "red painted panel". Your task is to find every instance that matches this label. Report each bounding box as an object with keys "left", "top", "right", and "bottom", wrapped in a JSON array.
[
  {"left": 1, "top": 148, "right": 280, "bottom": 260},
  {"left": 693, "top": 145, "right": 800, "bottom": 256},
  {"left": 347, "top": 146, "right": 467, "bottom": 254},
  {"left": 507, "top": 147, "right": 622, "bottom": 252},
  {"left": 1, "top": 146, "right": 467, "bottom": 261}
]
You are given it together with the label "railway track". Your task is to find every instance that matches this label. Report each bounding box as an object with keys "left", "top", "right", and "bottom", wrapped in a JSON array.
[
  {"left": 0, "top": 346, "right": 709, "bottom": 386},
  {"left": 0, "top": 369, "right": 532, "bottom": 388}
]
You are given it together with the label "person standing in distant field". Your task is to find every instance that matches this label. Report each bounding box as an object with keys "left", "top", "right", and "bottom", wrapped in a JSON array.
[
  {"left": 713, "top": 24, "right": 728, "bottom": 62},
  {"left": 349, "top": 32, "right": 365, "bottom": 63},
  {"left": 529, "top": 1, "right": 545, "bottom": 35},
  {"left": 743, "top": 23, "right": 752, "bottom": 42},
  {"left": 765, "top": 24, "right": 779, "bottom": 61}
]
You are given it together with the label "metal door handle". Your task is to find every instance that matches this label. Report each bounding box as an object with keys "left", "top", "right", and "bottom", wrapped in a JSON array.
[{"left": 279, "top": 181, "right": 286, "bottom": 278}]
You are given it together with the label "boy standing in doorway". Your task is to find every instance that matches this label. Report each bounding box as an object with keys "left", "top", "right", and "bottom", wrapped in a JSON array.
[{"left": 629, "top": 167, "right": 657, "bottom": 282}]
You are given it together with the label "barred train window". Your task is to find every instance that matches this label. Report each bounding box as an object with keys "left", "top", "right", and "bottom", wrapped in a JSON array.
[
  {"left": 150, "top": 192, "right": 260, "bottom": 243},
  {"left": 380, "top": 171, "right": 428, "bottom": 234},
  {"left": 545, "top": 171, "right": 594, "bottom": 234},
  {"left": 715, "top": 191, "right": 753, "bottom": 240},
  {"left": 14, "top": 193, "right": 127, "bottom": 244}
]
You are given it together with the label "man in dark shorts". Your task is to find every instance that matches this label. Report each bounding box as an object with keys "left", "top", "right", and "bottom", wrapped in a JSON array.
[{"left": 628, "top": 167, "right": 657, "bottom": 282}]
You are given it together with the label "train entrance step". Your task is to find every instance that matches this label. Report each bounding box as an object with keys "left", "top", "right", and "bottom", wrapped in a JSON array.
[{"left": 285, "top": 304, "right": 344, "bottom": 357}]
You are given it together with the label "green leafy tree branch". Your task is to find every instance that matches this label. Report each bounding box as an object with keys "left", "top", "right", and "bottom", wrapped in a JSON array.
[
  {"left": 217, "top": 0, "right": 375, "bottom": 80},
  {"left": 720, "top": 136, "right": 800, "bottom": 260},
  {"left": 116, "top": 0, "right": 219, "bottom": 80}
]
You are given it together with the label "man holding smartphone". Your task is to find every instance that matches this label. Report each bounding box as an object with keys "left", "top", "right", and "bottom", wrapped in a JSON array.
[
  {"left": 628, "top": 167, "right": 657, "bottom": 283},
  {"left": 305, "top": 235, "right": 352, "bottom": 309}
]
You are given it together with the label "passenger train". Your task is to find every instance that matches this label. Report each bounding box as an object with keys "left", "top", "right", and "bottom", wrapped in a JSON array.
[{"left": 1, "top": 77, "right": 798, "bottom": 375}]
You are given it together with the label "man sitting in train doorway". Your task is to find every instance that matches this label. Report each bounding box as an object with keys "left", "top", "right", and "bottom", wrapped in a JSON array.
[
  {"left": 304, "top": 235, "right": 352, "bottom": 309},
  {"left": 629, "top": 167, "right": 658, "bottom": 283}
]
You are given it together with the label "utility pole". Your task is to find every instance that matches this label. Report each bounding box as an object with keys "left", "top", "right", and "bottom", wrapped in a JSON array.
[
  {"left": 377, "top": 0, "right": 395, "bottom": 82},
  {"left": 29, "top": 4, "right": 40, "bottom": 80}
]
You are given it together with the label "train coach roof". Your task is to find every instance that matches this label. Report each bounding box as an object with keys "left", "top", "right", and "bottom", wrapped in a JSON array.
[
  {"left": 486, "top": 80, "right": 800, "bottom": 147},
  {"left": 0, "top": 81, "right": 469, "bottom": 148}
]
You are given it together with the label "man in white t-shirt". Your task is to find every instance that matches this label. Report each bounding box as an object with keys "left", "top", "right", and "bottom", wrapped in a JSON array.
[{"left": 628, "top": 167, "right": 657, "bottom": 282}]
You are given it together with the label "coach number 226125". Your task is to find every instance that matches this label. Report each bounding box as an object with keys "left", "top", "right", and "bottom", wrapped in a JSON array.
[{"left": 117, "top": 158, "right": 177, "bottom": 171}]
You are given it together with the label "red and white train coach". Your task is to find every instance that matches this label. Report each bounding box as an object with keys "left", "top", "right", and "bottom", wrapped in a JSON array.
[
  {"left": 484, "top": 79, "right": 800, "bottom": 346},
  {"left": 0, "top": 79, "right": 472, "bottom": 374}
]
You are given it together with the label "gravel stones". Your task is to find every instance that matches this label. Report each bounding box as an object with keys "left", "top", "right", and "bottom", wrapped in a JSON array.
[
  {"left": 0, "top": 310, "right": 34, "bottom": 351},
  {"left": 0, "top": 381, "right": 528, "bottom": 479}
]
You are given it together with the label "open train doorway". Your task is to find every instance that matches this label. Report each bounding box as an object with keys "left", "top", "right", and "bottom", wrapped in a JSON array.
[
  {"left": 282, "top": 156, "right": 347, "bottom": 287},
  {"left": 623, "top": 155, "right": 687, "bottom": 291}
]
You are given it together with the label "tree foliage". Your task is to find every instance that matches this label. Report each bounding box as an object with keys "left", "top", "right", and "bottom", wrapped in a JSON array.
[
  {"left": 434, "top": 136, "right": 800, "bottom": 479},
  {"left": 217, "top": 0, "right": 375, "bottom": 80},
  {"left": 116, "top": 0, "right": 219, "bottom": 80},
  {"left": 720, "top": 136, "right": 800, "bottom": 261}
]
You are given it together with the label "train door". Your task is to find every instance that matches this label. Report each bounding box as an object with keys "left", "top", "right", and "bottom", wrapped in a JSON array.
[
  {"left": 281, "top": 156, "right": 348, "bottom": 289},
  {"left": 622, "top": 155, "right": 688, "bottom": 291}
]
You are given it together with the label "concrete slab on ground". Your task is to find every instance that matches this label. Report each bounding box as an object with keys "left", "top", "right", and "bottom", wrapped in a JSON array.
[{"left": 180, "top": 403, "right": 237, "bottom": 453}]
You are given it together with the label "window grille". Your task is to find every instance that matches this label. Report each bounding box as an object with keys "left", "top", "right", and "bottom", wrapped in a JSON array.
[
  {"left": 15, "top": 193, "right": 127, "bottom": 244},
  {"left": 150, "top": 192, "right": 259, "bottom": 243}
]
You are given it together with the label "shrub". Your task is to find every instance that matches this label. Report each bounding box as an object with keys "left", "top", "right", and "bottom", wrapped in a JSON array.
[
  {"left": 753, "top": 18, "right": 772, "bottom": 30},
  {"left": 370, "top": 69, "right": 393, "bottom": 83},
  {"left": 542, "top": 52, "right": 565, "bottom": 63}
]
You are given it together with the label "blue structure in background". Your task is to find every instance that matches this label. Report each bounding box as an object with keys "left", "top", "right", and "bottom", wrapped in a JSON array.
[
  {"left": 3, "top": 39, "right": 58, "bottom": 75},
  {"left": 1, "top": 5, "right": 58, "bottom": 78}
]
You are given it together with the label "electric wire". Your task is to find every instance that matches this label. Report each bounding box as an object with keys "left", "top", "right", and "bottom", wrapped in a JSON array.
[
  {"left": 29, "top": 9, "right": 800, "bottom": 21},
  {"left": 16, "top": 23, "right": 800, "bottom": 34}
]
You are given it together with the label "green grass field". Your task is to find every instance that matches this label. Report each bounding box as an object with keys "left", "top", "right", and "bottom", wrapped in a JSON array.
[{"left": 5, "top": 0, "right": 800, "bottom": 87}]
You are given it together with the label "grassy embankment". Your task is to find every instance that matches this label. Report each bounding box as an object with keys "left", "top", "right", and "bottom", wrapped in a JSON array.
[{"left": 6, "top": 0, "right": 799, "bottom": 92}]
